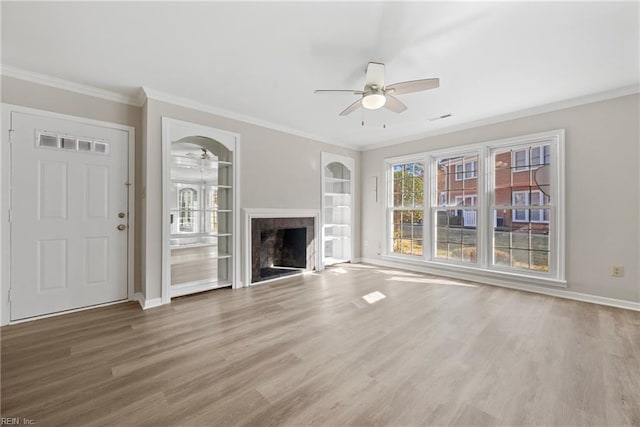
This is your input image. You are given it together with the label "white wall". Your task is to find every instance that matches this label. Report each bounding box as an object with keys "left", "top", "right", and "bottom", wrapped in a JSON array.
[
  {"left": 361, "top": 94, "right": 640, "bottom": 303},
  {"left": 142, "top": 98, "right": 362, "bottom": 300}
]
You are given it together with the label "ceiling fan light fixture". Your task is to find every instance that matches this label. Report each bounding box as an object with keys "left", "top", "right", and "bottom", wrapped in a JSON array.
[{"left": 362, "top": 93, "right": 386, "bottom": 110}]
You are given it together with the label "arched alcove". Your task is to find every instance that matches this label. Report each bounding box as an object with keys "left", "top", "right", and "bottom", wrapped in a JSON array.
[
  {"left": 162, "top": 118, "right": 239, "bottom": 302},
  {"left": 321, "top": 153, "right": 355, "bottom": 267}
]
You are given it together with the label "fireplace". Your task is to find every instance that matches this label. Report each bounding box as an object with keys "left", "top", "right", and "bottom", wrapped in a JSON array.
[{"left": 250, "top": 216, "right": 316, "bottom": 283}]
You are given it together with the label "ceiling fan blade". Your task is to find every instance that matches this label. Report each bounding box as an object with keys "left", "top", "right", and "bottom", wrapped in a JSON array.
[
  {"left": 339, "top": 99, "right": 362, "bottom": 116},
  {"left": 365, "top": 62, "right": 385, "bottom": 88},
  {"left": 383, "top": 95, "right": 407, "bottom": 113},
  {"left": 314, "top": 89, "right": 364, "bottom": 95},
  {"left": 386, "top": 78, "right": 440, "bottom": 95}
]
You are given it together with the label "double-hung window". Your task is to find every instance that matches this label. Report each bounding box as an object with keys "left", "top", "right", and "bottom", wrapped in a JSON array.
[
  {"left": 493, "top": 142, "right": 555, "bottom": 273},
  {"left": 434, "top": 153, "right": 479, "bottom": 263},
  {"left": 384, "top": 130, "right": 565, "bottom": 284},
  {"left": 389, "top": 161, "right": 424, "bottom": 256}
]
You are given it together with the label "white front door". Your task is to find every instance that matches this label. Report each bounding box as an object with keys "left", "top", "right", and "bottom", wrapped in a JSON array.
[{"left": 10, "top": 112, "right": 130, "bottom": 321}]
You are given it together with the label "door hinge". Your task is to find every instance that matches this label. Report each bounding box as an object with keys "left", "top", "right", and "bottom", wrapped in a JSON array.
[
  {"left": 8, "top": 209, "right": 12, "bottom": 223},
  {"left": 8, "top": 289, "right": 11, "bottom": 302},
  {"left": 8, "top": 129, "right": 15, "bottom": 144}
]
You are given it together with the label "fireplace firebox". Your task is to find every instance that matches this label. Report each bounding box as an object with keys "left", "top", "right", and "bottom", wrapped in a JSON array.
[{"left": 251, "top": 217, "right": 315, "bottom": 283}]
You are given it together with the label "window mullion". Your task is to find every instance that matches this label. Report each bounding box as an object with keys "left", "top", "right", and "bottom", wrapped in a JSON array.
[
  {"left": 479, "top": 146, "right": 490, "bottom": 269},
  {"left": 424, "top": 154, "right": 432, "bottom": 261}
]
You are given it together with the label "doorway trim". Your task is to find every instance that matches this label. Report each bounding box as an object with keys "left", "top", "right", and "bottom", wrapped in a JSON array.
[
  {"left": 161, "top": 117, "right": 241, "bottom": 304},
  {"left": 1, "top": 104, "right": 136, "bottom": 326}
]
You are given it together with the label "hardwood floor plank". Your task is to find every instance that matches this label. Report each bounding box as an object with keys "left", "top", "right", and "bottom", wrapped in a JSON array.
[{"left": 2, "top": 263, "right": 639, "bottom": 426}]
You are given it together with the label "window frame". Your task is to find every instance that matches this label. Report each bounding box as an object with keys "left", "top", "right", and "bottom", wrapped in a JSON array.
[{"left": 382, "top": 129, "right": 565, "bottom": 286}]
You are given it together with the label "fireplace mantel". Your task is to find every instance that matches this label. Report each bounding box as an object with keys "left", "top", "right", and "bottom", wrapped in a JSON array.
[{"left": 241, "top": 208, "right": 321, "bottom": 286}]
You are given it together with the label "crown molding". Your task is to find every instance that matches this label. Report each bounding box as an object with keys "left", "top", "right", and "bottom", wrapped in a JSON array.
[
  {"left": 0, "top": 65, "right": 354, "bottom": 149},
  {"left": 359, "top": 84, "right": 640, "bottom": 151},
  {"left": 0, "top": 64, "right": 143, "bottom": 107},
  {"left": 3, "top": 64, "right": 636, "bottom": 152},
  {"left": 140, "top": 87, "right": 356, "bottom": 150}
]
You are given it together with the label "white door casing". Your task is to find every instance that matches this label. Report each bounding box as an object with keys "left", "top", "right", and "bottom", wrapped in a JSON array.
[{"left": 7, "top": 110, "right": 131, "bottom": 321}]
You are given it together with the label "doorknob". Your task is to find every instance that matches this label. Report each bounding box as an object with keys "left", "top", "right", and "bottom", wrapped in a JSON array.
[
  {"left": 117, "top": 224, "right": 126, "bottom": 231},
  {"left": 118, "top": 212, "right": 126, "bottom": 218}
]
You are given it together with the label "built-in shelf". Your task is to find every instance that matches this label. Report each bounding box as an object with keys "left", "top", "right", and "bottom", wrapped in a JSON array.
[
  {"left": 170, "top": 140, "right": 234, "bottom": 297},
  {"left": 171, "top": 242, "right": 216, "bottom": 249},
  {"left": 321, "top": 153, "right": 354, "bottom": 268},
  {"left": 325, "top": 177, "right": 350, "bottom": 183},
  {"left": 170, "top": 208, "right": 232, "bottom": 213}
]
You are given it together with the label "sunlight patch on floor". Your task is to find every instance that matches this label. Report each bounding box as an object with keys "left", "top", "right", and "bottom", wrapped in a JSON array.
[
  {"left": 344, "top": 264, "right": 376, "bottom": 269},
  {"left": 362, "top": 291, "right": 387, "bottom": 304},
  {"left": 386, "top": 276, "right": 479, "bottom": 288},
  {"left": 329, "top": 267, "right": 349, "bottom": 275},
  {"left": 375, "top": 269, "right": 421, "bottom": 277}
]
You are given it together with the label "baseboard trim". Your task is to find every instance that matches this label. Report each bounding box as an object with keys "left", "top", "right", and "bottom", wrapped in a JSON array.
[
  {"left": 133, "top": 293, "right": 164, "bottom": 310},
  {"left": 6, "top": 299, "right": 130, "bottom": 325},
  {"left": 357, "top": 257, "right": 640, "bottom": 312}
]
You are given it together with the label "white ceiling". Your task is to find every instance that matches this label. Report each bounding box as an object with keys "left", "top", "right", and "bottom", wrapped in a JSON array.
[{"left": 2, "top": 2, "right": 638, "bottom": 149}]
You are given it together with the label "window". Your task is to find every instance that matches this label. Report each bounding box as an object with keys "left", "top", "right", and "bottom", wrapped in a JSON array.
[
  {"left": 531, "top": 146, "right": 551, "bottom": 166},
  {"left": 512, "top": 191, "right": 530, "bottom": 222},
  {"left": 454, "top": 160, "right": 478, "bottom": 181},
  {"left": 384, "top": 130, "right": 564, "bottom": 283},
  {"left": 512, "top": 190, "right": 549, "bottom": 223},
  {"left": 513, "top": 150, "right": 528, "bottom": 171},
  {"left": 389, "top": 161, "right": 424, "bottom": 256},
  {"left": 512, "top": 145, "right": 551, "bottom": 172},
  {"left": 178, "top": 188, "right": 198, "bottom": 232},
  {"left": 494, "top": 143, "right": 553, "bottom": 273},
  {"left": 434, "top": 154, "right": 478, "bottom": 263}
]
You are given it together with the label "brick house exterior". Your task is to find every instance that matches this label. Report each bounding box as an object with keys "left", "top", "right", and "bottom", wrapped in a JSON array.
[{"left": 437, "top": 145, "right": 550, "bottom": 231}]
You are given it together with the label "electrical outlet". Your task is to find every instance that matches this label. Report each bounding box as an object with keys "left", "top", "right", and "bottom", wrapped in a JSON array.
[{"left": 611, "top": 265, "right": 624, "bottom": 278}]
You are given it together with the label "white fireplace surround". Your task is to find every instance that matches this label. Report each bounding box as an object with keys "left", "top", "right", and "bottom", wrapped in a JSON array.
[{"left": 242, "top": 208, "right": 321, "bottom": 286}]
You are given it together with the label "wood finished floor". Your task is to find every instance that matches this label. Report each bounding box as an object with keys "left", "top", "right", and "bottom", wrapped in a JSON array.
[{"left": 2, "top": 263, "right": 639, "bottom": 426}]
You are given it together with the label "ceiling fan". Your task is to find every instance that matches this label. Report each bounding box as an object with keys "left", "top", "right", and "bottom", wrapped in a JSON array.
[{"left": 315, "top": 62, "right": 440, "bottom": 116}]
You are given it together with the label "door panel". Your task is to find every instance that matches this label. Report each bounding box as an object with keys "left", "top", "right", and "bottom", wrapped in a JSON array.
[
  {"left": 37, "top": 239, "right": 68, "bottom": 291},
  {"left": 38, "top": 160, "right": 68, "bottom": 219},
  {"left": 85, "top": 164, "right": 109, "bottom": 218},
  {"left": 10, "top": 112, "right": 129, "bottom": 321}
]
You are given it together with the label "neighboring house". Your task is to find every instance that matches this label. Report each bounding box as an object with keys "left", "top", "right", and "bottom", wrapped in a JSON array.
[{"left": 437, "top": 144, "right": 551, "bottom": 232}]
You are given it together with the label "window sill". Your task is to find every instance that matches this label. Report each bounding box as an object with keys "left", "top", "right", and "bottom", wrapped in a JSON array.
[{"left": 379, "top": 254, "right": 567, "bottom": 289}]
